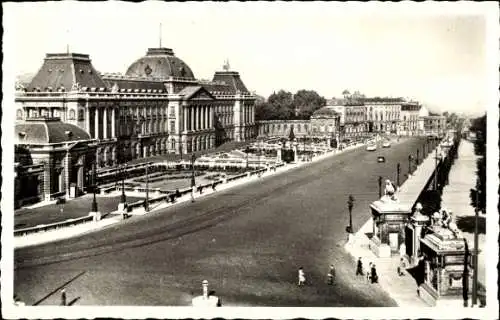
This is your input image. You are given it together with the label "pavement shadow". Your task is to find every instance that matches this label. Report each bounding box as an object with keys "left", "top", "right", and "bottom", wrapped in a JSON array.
[
  {"left": 406, "top": 263, "right": 424, "bottom": 287},
  {"left": 67, "top": 297, "right": 80, "bottom": 306},
  {"left": 456, "top": 216, "right": 486, "bottom": 234}
]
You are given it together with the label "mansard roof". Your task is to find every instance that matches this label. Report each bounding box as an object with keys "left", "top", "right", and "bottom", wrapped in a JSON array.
[
  {"left": 27, "top": 53, "right": 106, "bottom": 92},
  {"left": 15, "top": 118, "right": 91, "bottom": 144},
  {"left": 212, "top": 71, "right": 249, "bottom": 93}
]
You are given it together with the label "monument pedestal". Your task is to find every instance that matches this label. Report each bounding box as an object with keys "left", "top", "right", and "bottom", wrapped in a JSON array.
[
  {"left": 419, "top": 229, "right": 475, "bottom": 306},
  {"left": 369, "top": 195, "right": 411, "bottom": 257},
  {"left": 117, "top": 202, "right": 128, "bottom": 212},
  {"left": 88, "top": 211, "right": 101, "bottom": 222}
]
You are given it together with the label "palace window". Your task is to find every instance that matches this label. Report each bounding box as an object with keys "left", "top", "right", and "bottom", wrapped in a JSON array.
[
  {"left": 53, "top": 109, "right": 60, "bottom": 118},
  {"left": 170, "top": 121, "right": 175, "bottom": 133},
  {"left": 16, "top": 109, "right": 23, "bottom": 120},
  {"left": 68, "top": 109, "right": 75, "bottom": 120},
  {"left": 78, "top": 110, "right": 84, "bottom": 121}
]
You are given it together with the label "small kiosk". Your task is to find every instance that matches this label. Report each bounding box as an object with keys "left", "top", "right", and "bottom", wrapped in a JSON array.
[{"left": 369, "top": 180, "right": 411, "bottom": 257}]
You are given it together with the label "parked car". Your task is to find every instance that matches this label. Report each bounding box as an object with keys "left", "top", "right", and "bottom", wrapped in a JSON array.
[
  {"left": 366, "top": 144, "right": 377, "bottom": 151},
  {"left": 382, "top": 141, "right": 391, "bottom": 148}
]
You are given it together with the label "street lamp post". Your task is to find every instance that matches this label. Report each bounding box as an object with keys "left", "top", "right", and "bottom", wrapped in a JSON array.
[
  {"left": 120, "top": 164, "right": 127, "bottom": 204},
  {"left": 408, "top": 155, "right": 413, "bottom": 176},
  {"left": 191, "top": 153, "right": 196, "bottom": 202},
  {"left": 144, "top": 163, "right": 150, "bottom": 212},
  {"left": 91, "top": 162, "right": 98, "bottom": 213},
  {"left": 396, "top": 163, "right": 400, "bottom": 188},
  {"left": 378, "top": 176, "right": 383, "bottom": 198},
  {"left": 347, "top": 195, "right": 354, "bottom": 234},
  {"left": 416, "top": 149, "right": 420, "bottom": 165},
  {"left": 245, "top": 146, "right": 250, "bottom": 171},
  {"left": 434, "top": 148, "right": 439, "bottom": 191}
]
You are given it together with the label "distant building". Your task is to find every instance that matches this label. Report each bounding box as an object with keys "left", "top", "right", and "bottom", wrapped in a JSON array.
[
  {"left": 257, "top": 120, "right": 310, "bottom": 138},
  {"left": 421, "top": 115, "right": 446, "bottom": 137},
  {"left": 309, "top": 107, "right": 341, "bottom": 143},
  {"left": 399, "top": 101, "right": 421, "bottom": 136},
  {"left": 330, "top": 102, "right": 366, "bottom": 139},
  {"left": 362, "top": 97, "right": 403, "bottom": 134}
]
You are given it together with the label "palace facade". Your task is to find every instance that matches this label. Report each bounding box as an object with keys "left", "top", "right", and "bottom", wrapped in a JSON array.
[{"left": 14, "top": 47, "right": 256, "bottom": 204}]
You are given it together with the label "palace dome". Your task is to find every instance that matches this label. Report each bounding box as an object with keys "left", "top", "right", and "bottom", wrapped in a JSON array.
[{"left": 125, "top": 48, "right": 195, "bottom": 79}]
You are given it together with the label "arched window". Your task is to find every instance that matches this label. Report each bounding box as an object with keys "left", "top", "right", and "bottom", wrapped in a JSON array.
[
  {"left": 68, "top": 109, "right": 76, "bottom": 120},
  {"left": 16, "top": 109, "right": 23, "bottom": 120}
]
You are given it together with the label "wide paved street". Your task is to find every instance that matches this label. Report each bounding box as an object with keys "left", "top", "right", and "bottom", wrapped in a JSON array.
[{"left": 14, "top": 137, "right": 425, "bottom": 307}]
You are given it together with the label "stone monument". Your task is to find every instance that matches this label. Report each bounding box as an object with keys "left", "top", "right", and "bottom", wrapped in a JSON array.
[
  {"left": 418, "top": 208, "right": 475, "bottom": 307},
  {"left": 369, "top": 179, "right": 411, "bottom": 257}
]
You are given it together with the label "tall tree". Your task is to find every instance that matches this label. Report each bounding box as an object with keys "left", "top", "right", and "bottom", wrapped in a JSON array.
[
  {"left": 293, "top": 90, "right": 326, "bottom": 119},
  {"left": 469, "top": 114, "right": 486, "bottom": 212},
  {"left": 268, "top": 90, "right": 295, "bottom": 120}
]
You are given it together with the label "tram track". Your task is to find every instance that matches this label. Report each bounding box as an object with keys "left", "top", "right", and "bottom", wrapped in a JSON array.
[{"left": 15, "top": 156, "right": 335, "bottom": 270}]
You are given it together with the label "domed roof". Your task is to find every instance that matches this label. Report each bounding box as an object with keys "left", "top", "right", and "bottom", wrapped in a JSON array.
[
  {"left": 125, "top": 48, "right": 195, "bottom": 79},
  {"left": 15, "top": 119, "right": 91, "bottom": 144},
  {"left": 312, "top": 107, "right": 340, "bottom": 118}
]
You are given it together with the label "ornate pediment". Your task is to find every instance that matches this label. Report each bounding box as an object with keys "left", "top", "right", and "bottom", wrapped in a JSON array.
[{"left": 181, "top": 86, "right": 215, "bottom": 101}]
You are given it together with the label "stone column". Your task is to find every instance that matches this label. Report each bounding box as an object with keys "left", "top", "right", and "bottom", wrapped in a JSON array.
[
  {"left": 190, "top": 107, "right": 195, "bottom": 131},
  {"left": 64, "top": 152, "right": 71, "bottom": 198},
  {"left": 209, "top": 107, "right": 213, "bottom": 128},
  {"left": 86, "top": 106, "right": 90, "bottom": 134},
  {"left": 103, "top": 108, "right": 108, "bottom": 139},
  {"left": 203, "top": 106, "right": 206, "bottom": 129},
  {"left": 184, "top": 106, "right": 187, "bottom": 134},
  {"left": 94, "top": 108, "right": 99, "bottom": 139},
  {"left": 410, "top": 203, "right": 429, "bottom": 265},
  {"left": 43, "top": 160, "right": 52, "bottom": 201},
  {"left": 111, "top": 107, "right": 116, "bottom": 138}
]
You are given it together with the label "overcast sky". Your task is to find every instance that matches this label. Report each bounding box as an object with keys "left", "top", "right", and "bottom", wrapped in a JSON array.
[{"left": 4, "top": 2, "right": 498, "bottom": 116}]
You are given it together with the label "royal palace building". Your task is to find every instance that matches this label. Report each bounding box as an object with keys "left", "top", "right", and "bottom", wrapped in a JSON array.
[{"left": 14, "top": 47, "right": 256, "bottom": 205}]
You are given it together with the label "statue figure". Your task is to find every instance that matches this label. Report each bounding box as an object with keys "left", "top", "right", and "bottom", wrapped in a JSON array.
[
  {"left": 384, "top": 179, "right": 395, "bottom": 196},
  {"left": 71, "top": 81, "right": 81, "bottom": 92},
  {"left": 441, "top": 209, "right": 451, "bottom": 228},
  {"left": 384, "top": 179, "right": 397, "bottom": 200},
  {"left": 431, "top": 211, "right": 442, "bottom": 227},
  {"left": 447, "top": 211, "right": 462, "bottom": 238},
  {"left": 111, "top": 82, "right": 119, "bottom": 93}
]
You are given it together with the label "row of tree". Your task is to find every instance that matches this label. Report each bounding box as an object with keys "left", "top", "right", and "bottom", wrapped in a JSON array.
[
  {"left": 468, "top": 114, "right": 486, "bottom": 213},
  {"left": 255, "top": 89, "right": 326, "bottom": 120}
]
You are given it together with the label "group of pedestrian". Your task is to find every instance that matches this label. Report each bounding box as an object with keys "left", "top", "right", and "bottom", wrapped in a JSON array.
[
  {"left": 357, "top": 257, "right": 378, "bottom": 284},
  {"left": 296, "top": 264, "right": 337, "bottom": 287}
]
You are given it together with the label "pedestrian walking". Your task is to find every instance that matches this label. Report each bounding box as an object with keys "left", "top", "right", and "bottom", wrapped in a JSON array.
[
  {"left": 327, "top": 264, "right": 336, "bottom": 285},
  {"left": 366, "top": 262, "right": 372, "bottom": 282},
  {"left": 212, "top": 182, "right": 216, "bottom": 191},
  {"left": 60, "top": 289, "right": 66, "bottom": 306},
  {"left": 371, "top": 264, "right": 378, "bottom": 283},
  {"left": 356, "top": 257, "right": 364, "bottom": 276},
  {"left": 175, "top": 188, "right": 181, "bottom": 198},
  {"left": 298, "top": 267, "right": 306, "bottom": 286},
  {"left": 397, "top": 258, "right": 406, "bottom": 276}
]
